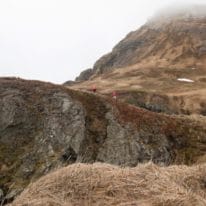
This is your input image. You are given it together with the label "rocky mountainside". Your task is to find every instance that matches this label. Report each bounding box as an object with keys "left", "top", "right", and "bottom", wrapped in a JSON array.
[
  {"left": 70, "top": 5, "right": 206, "bottom": 115},
  {"left": 1, "top": 77, "right": 206, "bottom": 203},
  {"left": 75, "top": 5, "right": 206, "bottom": 79},
  {"left": 2, "top": 5, "right": 206, "bottom": 205},
  {"left": 92, "top": 8, "right": 206, "bottom": 76}
]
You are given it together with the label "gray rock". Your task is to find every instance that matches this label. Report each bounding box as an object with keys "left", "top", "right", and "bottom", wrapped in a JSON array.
[
  {"left": 62, "top": 80, "right": 76, "bottom": 86},
  {"left": 75, "top": 68, "right": 93, "bottom": 81},
  {"left": 0, "top": 78, "right": 86, "bottom": 202},
  {"left": 198, "top": 42, "right": 206, "bottom": 56},
  {"left": 96, "top": 110, "right": 173, "bottom": 166}
]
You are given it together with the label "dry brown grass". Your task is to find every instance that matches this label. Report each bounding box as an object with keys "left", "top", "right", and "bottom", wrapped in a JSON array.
[
  {"left": 10, "top": 162, "right": 206, "bottom": 206},
  {"left": 68, "top": 60, "right": 206, "bottom": 115}
]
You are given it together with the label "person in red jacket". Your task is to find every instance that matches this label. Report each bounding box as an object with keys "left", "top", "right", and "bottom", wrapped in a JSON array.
[
  {"left": 91, "top": 85, "right": 97, "bottom": 93},
  {"left": 112, "top": 91, "right": 117, "bottom": 101}
]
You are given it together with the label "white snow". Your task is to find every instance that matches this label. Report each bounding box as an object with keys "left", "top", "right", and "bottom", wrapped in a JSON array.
[{"left": 177, "top": 78, "right": 194, "bottom": 83}]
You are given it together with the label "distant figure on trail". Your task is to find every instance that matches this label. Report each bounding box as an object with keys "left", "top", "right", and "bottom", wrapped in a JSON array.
[
  {"left": 91, "top": 85, "right": 97, "bottom": 93},
  {"left": 112, "top": 91, "right": 117, "bottom": 101}
]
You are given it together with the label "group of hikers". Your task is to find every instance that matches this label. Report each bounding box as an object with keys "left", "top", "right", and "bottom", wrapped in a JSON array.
[{"left": 90, "top": 85, "right": 117, "bottom": 100}]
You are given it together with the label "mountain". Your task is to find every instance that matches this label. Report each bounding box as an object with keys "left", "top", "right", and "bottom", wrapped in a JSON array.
[
  {"left": 1, "top": 77, "right": 206, "bottom": 203},
  {"left": 2, "top": 4, "right": 206, "bottom": 205},
  {"left": 70, "top": 5, "right": 206, "bottom": 115}
]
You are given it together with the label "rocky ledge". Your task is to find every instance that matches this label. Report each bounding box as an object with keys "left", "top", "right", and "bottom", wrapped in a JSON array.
[{"left": 0, "top": 77, "right": 206, "bottom": 203}]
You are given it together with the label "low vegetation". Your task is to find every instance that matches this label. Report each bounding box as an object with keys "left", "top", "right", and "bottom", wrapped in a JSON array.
[{"left": 10, "top": 162, "right": 206, "bottom": 206}]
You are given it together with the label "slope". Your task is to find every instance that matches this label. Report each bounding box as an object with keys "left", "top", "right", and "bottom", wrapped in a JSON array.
[
  {"left": 1, "top": 77, "right": 206, "bottom": 203},
  {"left": 69, "top": 5, "right": 206, "bottom": 115}
]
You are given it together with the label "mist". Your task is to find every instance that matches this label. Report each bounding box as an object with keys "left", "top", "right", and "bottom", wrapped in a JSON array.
[
  {"left": 0, "top": 0, "right": 205, "bottom": 83},
  {"left": 153, "top": 3, "right": 206, "bottom": 20}
]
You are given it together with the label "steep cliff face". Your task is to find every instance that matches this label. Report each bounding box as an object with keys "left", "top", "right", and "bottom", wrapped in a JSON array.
[
  {"left": 1, "top": 78, "right": 206, "bottom": 203},
  {"left": 71, "top": 6, "right": 206, "bottom": 115},
  {"left": 0, "top": 78, "right": 86, "bottom": 203}
]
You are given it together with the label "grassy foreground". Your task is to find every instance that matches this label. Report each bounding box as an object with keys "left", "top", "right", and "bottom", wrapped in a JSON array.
[{"left": 10, "top": 162, "right": 206, "bottom": 206}]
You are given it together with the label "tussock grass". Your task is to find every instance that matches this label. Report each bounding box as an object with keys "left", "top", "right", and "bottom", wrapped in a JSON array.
[{"left": 10, "top": 162, "right": 206, "bottom": 206}]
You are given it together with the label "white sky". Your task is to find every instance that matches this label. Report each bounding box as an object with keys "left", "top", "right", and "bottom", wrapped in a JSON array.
[{"left": 0, "top": 0, "right": 205, "bottom": 83}]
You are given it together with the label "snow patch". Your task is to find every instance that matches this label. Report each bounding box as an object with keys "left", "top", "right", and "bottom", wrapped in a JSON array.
[{"left": 177, "top": 78, "right": 194, "bottom": 83}]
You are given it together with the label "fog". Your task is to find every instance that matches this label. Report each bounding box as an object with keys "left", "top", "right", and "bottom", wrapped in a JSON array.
[
  {"left": 0, "top": 0, "right": 205, "bottom": 83},
  {"left": 154, "top": 3, "right": 206, "bottom": 20}
]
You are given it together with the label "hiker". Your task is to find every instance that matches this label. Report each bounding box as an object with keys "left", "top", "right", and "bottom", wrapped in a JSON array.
[
  {"left": 112, "top": 91, "right": 117, "bottom": 101},
  {"left": 91, "top": 85, "right": 97, "bottom": 93}
]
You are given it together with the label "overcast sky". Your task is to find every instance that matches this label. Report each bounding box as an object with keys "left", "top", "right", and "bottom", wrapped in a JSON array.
[{"left": 0, "top": 0, "right": 205, "bottom": 83}]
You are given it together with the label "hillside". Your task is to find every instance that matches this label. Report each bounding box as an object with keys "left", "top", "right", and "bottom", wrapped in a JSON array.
[
  {"left": 1, "top": 78, "right": 206, "bottom": 203},
  {"left": 2, "top": 5, "right": 206, "bottom": 205},
  {"left": 69, "top": 5, "right": 206, "bottom": 115}
]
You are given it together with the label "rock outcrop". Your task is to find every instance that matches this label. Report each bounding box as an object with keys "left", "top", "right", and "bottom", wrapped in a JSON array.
[
  {"left": 0, "top": 78, "right": 86, "bottom": 203},
  {"left": 1, "top": 78, "right": 206, "bottom": 203},
  {"left": 75, "top": 68, "right": 93, "bottom": 81}
]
